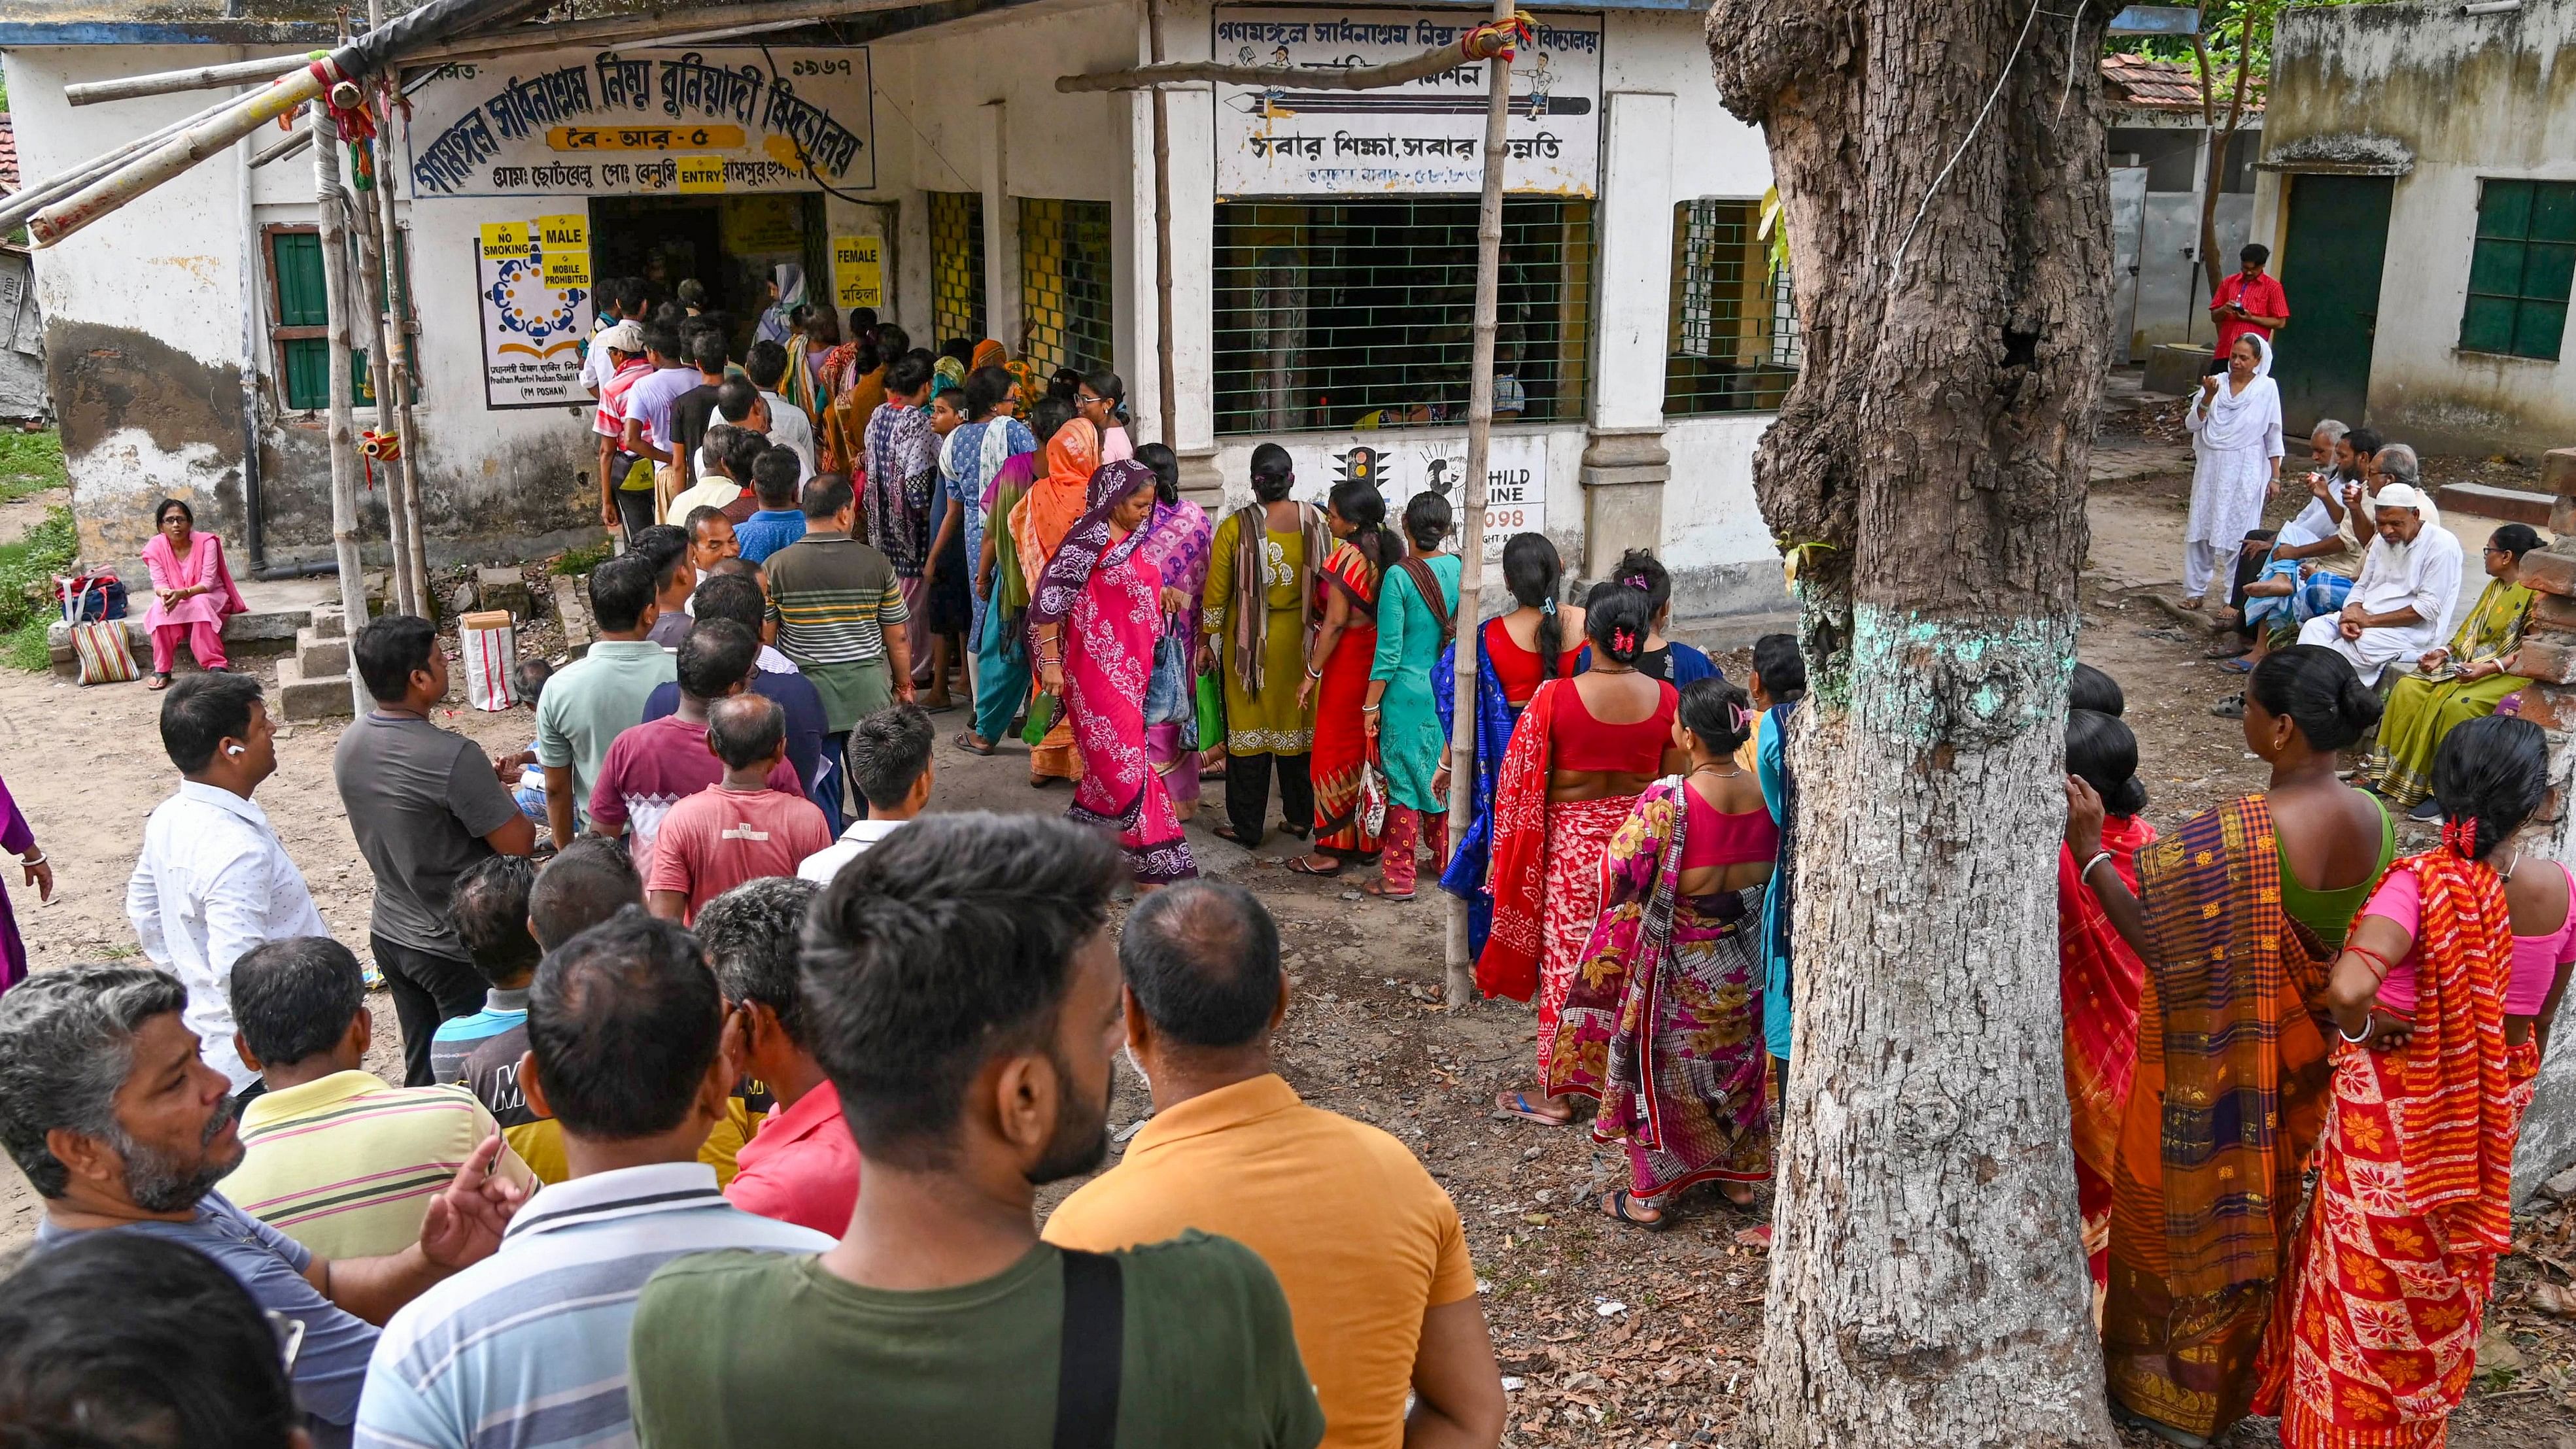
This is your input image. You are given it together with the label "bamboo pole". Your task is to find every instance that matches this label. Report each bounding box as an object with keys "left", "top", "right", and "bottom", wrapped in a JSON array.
[
  {"left": 1146, "top": 0, "right": 1177, "bottom": 449},
  {"left": 1441, "top": 1, "right": 1515, "bottom": 1010},
  {"left": 0, "top": 83, "right": 267, "bottom": 233},
  {"left": 31, "top": 61, "right": 341, "bottom": 246},
  {"left": 315, "top": 105, "right": 375, "bottom": 715},
  {"left": 1060, "top": 31, "right": 1507, "bottom": 94},
  {"left": 341, "top": 118, "right": 418, "bottom": 617},
  {"left": 375, "top": 120, "right": 435, "bottom": 616},
  {"left": 66, "top": 52, "right": 320, "bottom": 108}
]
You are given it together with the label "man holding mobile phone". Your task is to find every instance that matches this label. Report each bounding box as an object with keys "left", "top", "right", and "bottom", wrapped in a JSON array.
[{"left": 2205, "top": 243, "right": 2290, "bottom": 374}]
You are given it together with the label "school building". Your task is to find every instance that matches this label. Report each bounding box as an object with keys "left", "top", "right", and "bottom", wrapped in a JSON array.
[{"left": 1, "top": 0, "right": 1793, "bottom": 622}]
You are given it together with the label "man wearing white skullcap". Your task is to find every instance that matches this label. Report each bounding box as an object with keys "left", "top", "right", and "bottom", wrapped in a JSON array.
[{"left": 2296, "top": 466, "right": 2463, "bottom": 686}]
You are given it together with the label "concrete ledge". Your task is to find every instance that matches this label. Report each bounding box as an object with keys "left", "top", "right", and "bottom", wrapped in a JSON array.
[
  {"left": 274, "top": 655, "right": 355, "bottom": 723},
  {"left": 46, "top": 605, "right": 303, "bottom": 677},
  {"left": 2437, "top": 481, "right": 2552, "bottom": 529},
  {"left": 294, "top": 626, "right": 349, "bottom": 677}
]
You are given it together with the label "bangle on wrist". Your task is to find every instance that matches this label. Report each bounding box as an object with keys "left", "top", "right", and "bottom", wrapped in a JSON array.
[
  {"left": 2080, "top": 851, "right": 2114, "bottom": 884},
  {"left": 2338, "top": 1019, "right": 2373, "bottom": 1044},
  {"left": 19, "top": 849, "right": 42, "bottom": 866}
]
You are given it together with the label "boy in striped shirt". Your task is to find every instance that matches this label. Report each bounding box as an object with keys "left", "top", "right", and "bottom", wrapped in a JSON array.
[{"left": 222, "top": 937, "right": 540, "bottom": 1261}]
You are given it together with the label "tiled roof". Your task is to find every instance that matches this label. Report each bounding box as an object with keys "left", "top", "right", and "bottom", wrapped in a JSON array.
[
  {"left": 2101, "top": 53, "right": 2265, "bottom": 116},
  {"left": 0, "top": 114, "right": 16, "bottom": 195}
]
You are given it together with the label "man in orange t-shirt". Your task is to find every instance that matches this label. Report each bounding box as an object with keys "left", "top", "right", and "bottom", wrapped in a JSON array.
[{"left": 1044, "top": 881, "right": 1507, "bottom": 1449}]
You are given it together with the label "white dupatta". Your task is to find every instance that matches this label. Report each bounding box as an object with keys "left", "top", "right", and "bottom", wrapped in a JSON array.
[{"left": 2188, "top": 333, "right": 2282, "bottom": 457}]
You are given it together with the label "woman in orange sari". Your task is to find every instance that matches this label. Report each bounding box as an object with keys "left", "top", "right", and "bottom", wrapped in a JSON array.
[
  {"left": 2256, "top": 715, "right": 2570, "bottom": 1448},
  {"left": 1010, "top": 415, "right": 1101, "bottom": 786},
  {"left": 1289, "top": 479, "right": 1393, "bottom": 876},
  {"left": 2057, "top": 706, "right": 2152, "bottom": 1301}
]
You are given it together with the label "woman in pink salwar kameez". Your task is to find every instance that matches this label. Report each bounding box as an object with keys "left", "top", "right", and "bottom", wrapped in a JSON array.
[
  {"left": 1028, "top": 460, "right": 1198, "bottom": 887},
  {"left": 140, "top": 497, "right": 247, "bottom": 689}
]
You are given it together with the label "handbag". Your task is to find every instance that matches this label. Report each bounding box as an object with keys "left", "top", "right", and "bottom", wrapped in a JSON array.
[
  {"left": 61, "top": 578, "right": 138, "bottom": 685},
  {"left": 1359, "top": 751, "right": 1390, "bottom": 839},
  {"left": 1143, "top": 632, "right": 1192, "bottom": 728},
  {"left": 1194, "top": 665, "right": 1225, "bottom": 755}
]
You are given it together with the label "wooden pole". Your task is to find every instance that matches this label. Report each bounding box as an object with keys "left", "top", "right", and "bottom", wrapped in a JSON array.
[
  {"left": 1146, "top": 0, "right": 1177, "bottom": 448},
  {"left": 0, "top": 85, "right": 259, "bottom": 231},
  {"left": 314, "top": 105, "right": 373, "bottom": 715},
  {"left": 375, "top": 120, "right": 435, "bottom": 616},
  {"left": 31, "top": 61, "right": 340, "bottom": 245},
  {"left": 1060, "top": 33, "right": 1509, "bottom": 94},
  {"left": 1442, "top": 1, "right": 1513, "bottom": 1010},
  {"left": 342, "top": 117, "right": 418, "bottom": 617},
  {"left": 65, "top": 52, "right": 320, "bottom": 107}
]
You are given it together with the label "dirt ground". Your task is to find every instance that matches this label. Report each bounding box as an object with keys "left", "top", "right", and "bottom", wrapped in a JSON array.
[{"left": 2, "top": 398, "right": 2573, "bottom": 1445}]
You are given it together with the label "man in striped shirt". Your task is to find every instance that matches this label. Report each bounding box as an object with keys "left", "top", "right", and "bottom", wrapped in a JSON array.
[
  {"left": 222, "top": 937, "right": 539, "bottom": 1262},
  {"left": 763, "top": 472, "right": 914, "bottom": 817},
  {"left": 355, "top": 909, "right": 829, "bottom": 1449}
]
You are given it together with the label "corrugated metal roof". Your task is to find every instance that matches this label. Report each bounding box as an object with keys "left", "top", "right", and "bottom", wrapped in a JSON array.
[{"left": 2101, "top": 52, "right": 2265, "bottom": 116}]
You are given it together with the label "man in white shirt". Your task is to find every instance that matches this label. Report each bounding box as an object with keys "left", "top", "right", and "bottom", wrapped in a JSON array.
[
  {"left": 126, "top": 673, "right": 328, "bottom": 1091},
  {"left": 745, "top": 339, "right": 818, "bottom": 477},
  {"left": 2297, "top": 479, "right": 2464, "bottom": 686},
  {"left": 799, "top": 702, "right": 933, "bottom": 882},
  {"left": 579, "top": 277, "right": 645, "bottom": 397}
]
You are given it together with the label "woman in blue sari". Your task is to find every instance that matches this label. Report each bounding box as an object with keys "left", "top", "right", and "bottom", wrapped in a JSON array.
[
  {"left": 944, "top": 364, "right": 1039, "bottom": 753},
  {"left": 1434, "top": 534, "right": 1585, "bottom": 957},
  {"left": 1747, "top": 632, "right": 1805, "bottom": 1082}
]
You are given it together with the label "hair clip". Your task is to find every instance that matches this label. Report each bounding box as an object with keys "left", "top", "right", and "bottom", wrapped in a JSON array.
[
  {"left": 1622, "top": 573, "right": 1649, "bottom": 590},
  {"left": 1541, "top": 596, "right": 1556, "bottom": 614},
  {"left": 2442, "top": 817, "right": 2479, "bottom": 860}
]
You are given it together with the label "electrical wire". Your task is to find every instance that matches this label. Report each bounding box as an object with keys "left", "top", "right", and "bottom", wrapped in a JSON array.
[{"left": 1885, "top": 0, "right": 2046, "bottom": 291}]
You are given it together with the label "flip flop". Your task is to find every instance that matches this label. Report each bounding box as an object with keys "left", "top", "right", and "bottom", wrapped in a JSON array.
[
  {"left": 145, "top": 673, "right": 171, "bottom": 691},
  {"left": 952, "top": 731, "right": 997, "bottom": 757},
  {"left": 2217, "top": 656, "right": 2254, "bottom": 672},
  {"left": 1733, "top": 1224, "right": 1774, "bottom": 1250},
  {"left": 921, "top": 698, "right": 961, "bottom": 715},
  {"left": 1359, "top": 881, "right": 1415, "bottom": 901},
  {"left": 1285, "top": 856, "right": 1343, "bottom": 878},
  {"left": 1598, "top": 1189, "right": 1668, "bottom": 1231},
  {"left": 1491, "top": 1091, "right": 1573, "bottom": 1126},
  {"left": 1209, "top": 822, "right": 1248, "bottom": 844}
]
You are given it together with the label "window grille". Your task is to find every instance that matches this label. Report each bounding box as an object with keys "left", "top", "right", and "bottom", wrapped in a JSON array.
[
  {"left": 1017, "top": 197, "right": 1115, "bottom": 380},
  {"left": 1664, "top": 199, "right": 1798, "bottom": 417},
  {"left": 1211, "top": 197, "right": 1593, "bottom": 436},
  {"left": 928, "top": 191, "right": 987, "bottom": 344},
  {"left": 2460, "top": 179, "right": 2573, "bottom": 363}
]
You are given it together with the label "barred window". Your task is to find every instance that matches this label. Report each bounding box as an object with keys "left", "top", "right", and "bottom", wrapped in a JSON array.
[
  {"left": 1017, "top": 197, "right": 1114, "bottom": 380},
  {"left": 1664, "top": 199, "right": 1799, "bottom": 417},
  {"left": 1211, "top": 197, "right": 1594, "bottom": 436},
  {"left": 928, "top": 191, "right": 987, "bottom": 344}
]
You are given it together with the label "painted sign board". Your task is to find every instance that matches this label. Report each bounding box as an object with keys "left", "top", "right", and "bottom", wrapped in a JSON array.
[
  {"left": 475, "top": 212, "right": 594, "bottom": 409},
  {"left": 1280, "top": 430, "right": 1545, "bottom": 558}
]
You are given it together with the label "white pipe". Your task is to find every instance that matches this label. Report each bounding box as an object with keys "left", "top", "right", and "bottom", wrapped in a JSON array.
[
  {"left": 65, "top": 52, "right": 320, "bottom": 108},
  {"left": 2460, "top": 0, "right": 2522, "bottom": 14}
]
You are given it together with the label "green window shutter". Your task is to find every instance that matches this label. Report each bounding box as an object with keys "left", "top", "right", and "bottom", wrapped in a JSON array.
[
  {"left": 273, "top": 232, "right": 328, "bottom": 326},
  {"left": 2515, "top": 299, "right": 2567, "bottom": 362},
  {"left": 281, "top": 338, "right": 332, "bottom": 409},
  {"left": 2460, "top": 179, "right": 2576, "bottom": 362}
]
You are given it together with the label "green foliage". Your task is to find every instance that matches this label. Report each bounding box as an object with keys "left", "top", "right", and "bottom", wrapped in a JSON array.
[
  {"left": 0, "top": 429, "right": 67, "bottom": 505},
  {"left": 2104, "top": 1, "right": 2373, "bottom": 95},
  {"left": 550, "top": 541, "right": 613, "bottom": 577},
  {"left": 0, "top": 505, "right": 77, "bottom": 668}
]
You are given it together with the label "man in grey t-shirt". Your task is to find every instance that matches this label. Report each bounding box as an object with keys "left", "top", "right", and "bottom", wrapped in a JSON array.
[{"left": 334, "top": 617, "right": 535, "bottom": 1086}]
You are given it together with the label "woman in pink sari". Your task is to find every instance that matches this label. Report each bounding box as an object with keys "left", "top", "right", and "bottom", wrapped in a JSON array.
[
  {"left": 1029, "top": 460, "right": 1198, "bottom": 886},
  {"left": 1130, "top": 443, "right": 1214, "bottom": 813},
  {"left": 141, "top": 497, "right": 247, "bottom": 690}
]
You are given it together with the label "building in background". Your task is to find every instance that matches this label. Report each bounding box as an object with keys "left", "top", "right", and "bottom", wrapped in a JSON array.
[
  {"left": 2100, "top": 52, "right": 2261, "bottom": 363},
  {"left": 0, "top": 0, "right": 1797, "bottom": 624},
  {"left": 0, "top": 111, "right": 49, "bottom": 422},
  {"left": 2254, "top": 0, "right": 2573, "bottom": 454}
]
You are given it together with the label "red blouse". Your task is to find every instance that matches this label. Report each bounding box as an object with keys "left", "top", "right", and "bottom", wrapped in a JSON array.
[
  {"left": 1487, "top": 617, "right": 1583, "bottom": 706},
  {"left": 1681, "top": 785, "right": 1781, "bottom": 870},
  {"left": 1547, "top": 679, "right": 1678, "bottom": 774}
]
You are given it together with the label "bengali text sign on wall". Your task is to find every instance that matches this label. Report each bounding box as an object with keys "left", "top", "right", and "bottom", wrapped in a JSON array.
[
  {"left": 1211, "top": 8, "right": 1602, "bottom": 198},
  {"left": 1285, "top": 430, "right": 1545, "bottom": 558},
  {"left": 405, "top": 47, "right": 876, "bottom": 199},
  {"left": 475, "top": 215, "right": 594, "bottom": 409}
]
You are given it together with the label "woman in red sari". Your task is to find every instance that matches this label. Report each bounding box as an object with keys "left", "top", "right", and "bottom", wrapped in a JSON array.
[
  {"left": 2257, "top": 715, "right": 2571, "bottom": 1448},
  {"left": 1484, "top": 589, "right": 1685, "bottom": 1127},
  {"left": 2058, "top": 707, "right": 2152, "bottom": 1301},
  {"left": 1029, "top": 460, "right": 1197, "bottom": 887},
  {"left": 1290, "top": 479, "right": 1396, "bottom": 876}
]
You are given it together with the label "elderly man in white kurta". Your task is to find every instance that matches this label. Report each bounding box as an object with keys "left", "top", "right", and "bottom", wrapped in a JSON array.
[{"left": 2296, "top": 483, "right": 2463, "bottom": 687}]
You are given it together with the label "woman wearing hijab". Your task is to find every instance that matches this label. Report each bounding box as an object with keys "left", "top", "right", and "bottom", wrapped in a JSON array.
[
  {"left": 0, "top": 770, "right": 54, "bottom": 995},
  {"left": 2180, "top": 333, "right": 2283, "bottom": 611},
  {"left": 140, "top": 496, "right": 249, "bottom": 689},
  {"left": 1028, "top": 460, "right": 1199, "bottom": 887},
  {"left": 755, "top": 263, "right": 806, "bottom": 346},
  {"left": 1010, "top": 414, "right": 1103, "bottom": 785}
]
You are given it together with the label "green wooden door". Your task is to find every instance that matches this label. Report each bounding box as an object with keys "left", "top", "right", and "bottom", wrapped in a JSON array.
[{"left": 2274, "top": 174, "right": 2393, "bottom": 434}]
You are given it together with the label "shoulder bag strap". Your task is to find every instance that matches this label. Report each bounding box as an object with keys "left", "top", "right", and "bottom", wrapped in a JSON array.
[
  {"left": 1399, "top": 556, "right": 1456, "bottom": 645},
  {"left": 1051, "top": 1248, "right": 1125, "bottom": 1449}
]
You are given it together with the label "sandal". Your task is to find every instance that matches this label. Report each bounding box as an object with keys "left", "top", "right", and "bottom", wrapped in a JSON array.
[
  {"left": 1285, "top": 856, "right": 1343, "bottom": 878},
  {"left": 1209, "top": 822, "right": 1249, "bottom": 845},
  {"left": 1598, "top": 1189, "right": 1668, "bottom": 1231},
  {"left": 1030, "top": 774, "right": 1068, "bottom": 789},
  {"left": 952, "top": 731, "right": 997, "bottom": 757},
  {"left": 1733, "top": 1224, "right": 1774, "bottom": 1250},
  {"left": 145, "top": 673, "right": 171, "bottom": 691},
  {"left": 1492, "top": 1091, "right": 1573, "bottom": 1126},
  {"left": 2217, "top": 656, "right": 2254, "bottom": 672},
  {"left": 1359, "top": 880, "right": 1415, "bottom": 901}
]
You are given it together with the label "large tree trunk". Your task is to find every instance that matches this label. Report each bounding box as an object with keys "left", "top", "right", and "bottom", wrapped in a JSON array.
[{"left": 1706, "top": 5, "right": 2118, "bottom": 1445}]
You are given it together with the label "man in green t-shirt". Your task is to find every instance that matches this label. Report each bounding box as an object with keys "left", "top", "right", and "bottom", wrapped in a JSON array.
[{"left": 628, "top": 816, "right": 1324, "bottom": 1449}]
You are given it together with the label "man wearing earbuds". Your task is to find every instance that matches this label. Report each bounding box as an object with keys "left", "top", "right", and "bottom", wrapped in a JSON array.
[{"left": 127, "top": 672, "right": 327, "bottom": 1095}]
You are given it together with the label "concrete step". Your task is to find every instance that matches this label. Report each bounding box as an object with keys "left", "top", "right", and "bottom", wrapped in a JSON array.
[
  {"left": 274, "top": 655, "right": 356, "bottom": 723},
  {"left": 2437, "top": 481, "right": 2552, "bottom": 529},
  {"left": 295, "top": 625, "right": 349, "bottom": 677},
  {"left": 310, "top": 604, "right": 347, "bottom": 641}
]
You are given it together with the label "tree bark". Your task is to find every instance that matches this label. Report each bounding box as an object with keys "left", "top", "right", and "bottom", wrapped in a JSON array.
[{"left": 1705, "top": 4, "right": 2118, "bottom": 1444}]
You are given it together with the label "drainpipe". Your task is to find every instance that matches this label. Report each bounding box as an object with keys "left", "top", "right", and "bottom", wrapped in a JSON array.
[{"left": 235, "top": 78, "right": 271, "bottom": 573}]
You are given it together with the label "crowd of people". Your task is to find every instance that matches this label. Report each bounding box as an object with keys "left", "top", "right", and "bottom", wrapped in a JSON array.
[{"left": 0, "top": 275, "right": 2562, "bottom": 1449}]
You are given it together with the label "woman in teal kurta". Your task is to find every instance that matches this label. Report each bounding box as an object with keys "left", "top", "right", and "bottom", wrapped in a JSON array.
[{"left": 1363, "top": 496, "right": 1464, "bottom": 900}]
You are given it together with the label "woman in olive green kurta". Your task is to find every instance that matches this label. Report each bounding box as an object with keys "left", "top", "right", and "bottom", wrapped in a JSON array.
[
  {"left": 1202, "top": 454, "right": 1331, "bottom": 847},
  {"left": 2361, "top": 524, "right": 2543, "bottom": 813}
]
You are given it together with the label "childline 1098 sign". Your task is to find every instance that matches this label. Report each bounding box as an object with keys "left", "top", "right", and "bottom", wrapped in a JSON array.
[{"left": 1212, "top": 7, "right": 1602, "bottom": 197}]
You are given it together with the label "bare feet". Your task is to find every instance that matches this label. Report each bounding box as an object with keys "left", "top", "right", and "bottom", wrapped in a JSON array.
[
  {"left": 1493, "top": 1090, "right": 1573, "bottom": 1125},
  {"left": 1722, "top": 1182, "right": 1758, "bottom": 1207}
]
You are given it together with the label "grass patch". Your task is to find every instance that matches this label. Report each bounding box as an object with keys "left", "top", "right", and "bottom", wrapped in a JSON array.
[
  {"left": 1, "top": 615, "right": 50, "bottom": 673},
  {"left": 0, "top": 429, "right": 68, "bottom": 504},
  {"left": 0, "top": 505, "right": 78, "bottom": 670},
  {"left": 549, "top": 541, "right": 611, "bottom": 577}
]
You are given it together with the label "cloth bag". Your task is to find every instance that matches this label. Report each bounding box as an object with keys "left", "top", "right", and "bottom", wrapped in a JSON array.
[
  {"left": 60, "top": 577, "right": 137, "bottom": 686},
  {"left": 1143, "top": 632, "right": 1194, "bottom": 728},
  {"left": 458, "top": 610, "right": 517, "bottom": 711}
]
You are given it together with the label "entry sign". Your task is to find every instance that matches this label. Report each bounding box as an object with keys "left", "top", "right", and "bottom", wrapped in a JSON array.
[
  {"left": 833, "top": 235, "right": 884, "bottom": 309},
  {"left": 677, "top": 156, "right": 727, "bottom": 193}
]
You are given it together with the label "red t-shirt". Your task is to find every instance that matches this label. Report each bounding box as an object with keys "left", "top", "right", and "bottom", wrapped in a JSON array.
[
  {"left": 2212, "top": 271, "right": 2290, "bottom": 356},
  {"left": 646, "top": 783, "right": 833, "bottom": 923},
  {"left": 590, "top": 715, "right": 803, "bottom": 879},
  {"left": 727, "top": 1079, "right": 860, "bottom": 1236}
]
